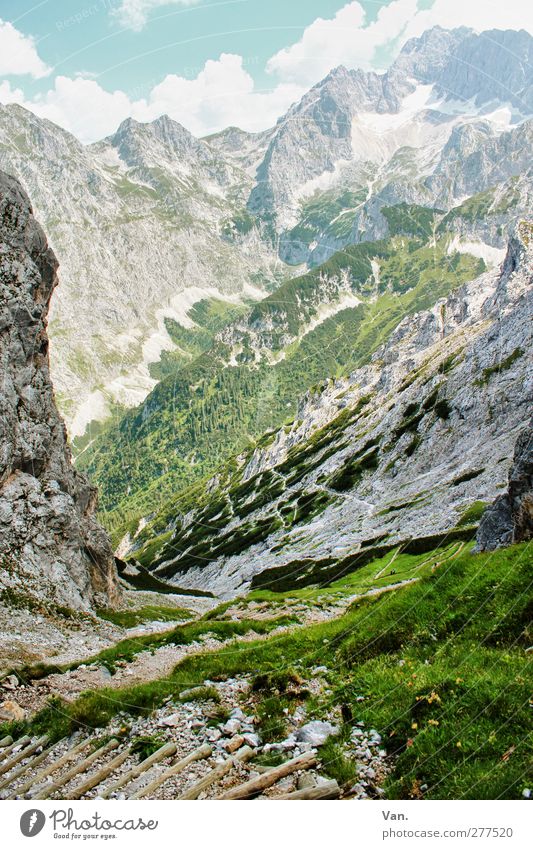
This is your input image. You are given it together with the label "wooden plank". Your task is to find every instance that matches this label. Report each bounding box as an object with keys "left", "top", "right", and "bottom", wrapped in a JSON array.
[
  {"left": 13, "top": 736, "right": 94, "bottom": 799},
  {"left": 67, "top": 749, "right": 131, "bottom": 800},
  {"left": 218, "top": 751, "right": 317, "bottom": 800},
  {"left": 32, "top": 739, "right": 120, "bottom": 800},
  {"left": 100, "top": 741, "right": 177, "bottom": 799},
  {"left": 0, "top": 739, "right": 65, "bottom": 793},
  {"left": 0, "top": 736, "right": 13, "bottom": 748},
  {"left": 0, "top": 736, "right": 30, "bottom": 762},
  {"left": 178, "top": 745, "right": 254, "bottom": 800},
  {"left": 0, "top": 735, "right": 48, "bottom": 777},
  {"left": 130, "top": 743, "right": 212, "bottom": 800},
  {"left": 275, "top": 779, "right": 340, "bottom": 800}
]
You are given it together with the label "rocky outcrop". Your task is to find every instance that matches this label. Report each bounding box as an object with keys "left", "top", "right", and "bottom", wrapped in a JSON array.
[
  {"left": 476, "top": 416, "right": 533, "bottom": 551},
  {"left": 0, "top": 170, "right": 118, "bottom": 614}
]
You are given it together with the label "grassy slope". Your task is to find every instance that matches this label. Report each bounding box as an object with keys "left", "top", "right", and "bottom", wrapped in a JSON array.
[
  {"left": 77, "top": 233, "right": 484, "bottom": 540},
  {"left": 6, "top": 541, "right": 531, "bottom": 799}
]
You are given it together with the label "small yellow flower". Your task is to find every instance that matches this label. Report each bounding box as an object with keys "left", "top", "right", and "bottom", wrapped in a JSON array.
[
  {"left": 411, "top": 722, "right": 418, "bottom": 730},
  {"left": 456, "top": 741, "right": 462, "bottom": 748}
]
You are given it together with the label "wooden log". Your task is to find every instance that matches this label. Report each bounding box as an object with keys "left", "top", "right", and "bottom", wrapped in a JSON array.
[
  {"left": 15, "top": 736, "right": 94, "bottom": 799},
  {"left": 0, "top": 735, "right": 30, "bottom": 762},
  {"left": 275, "top": 779, "right": 340, "bottom": 800},
  {"left": 67, "top": 748, "right": 131, "bottom": 800},
  {"left": 0, "top": 735, "right": 48, "bottom": 777},
  {"left": 0, "top": 736, "right": 13, "bottom": 748},
  {"left": 178, "top": 745, "right": 254, "bottom": 800},
  {"left": 218, "top": 751, "right": 317, "bottom": 800},
  {"left": 130, "top": 743, "right": 212, "bottom": 800},
  {"left": 0, "top": 739, "right": 65, "bottom": 793},
  {"left": 100, "top": 741, "right": 177, "bottom": 799},
  {"left": 33, "top": 739, "right": 120, "bottom": 800}
]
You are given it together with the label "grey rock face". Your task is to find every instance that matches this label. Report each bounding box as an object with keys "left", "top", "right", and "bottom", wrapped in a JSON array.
[
  {"left": 476, "top": 415, "right": 533, "bottom": 551},
  {"left": 434, "top": 28, "right": 533, "bottom": 113},
  {"left": 0, "top": 170, "right": 118, "bottom": 612}
]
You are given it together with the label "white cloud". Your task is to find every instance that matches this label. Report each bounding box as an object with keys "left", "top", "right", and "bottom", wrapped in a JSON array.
[
  {"left": 30, "top": 76, "right": 136, "bottom": 142},
  {"left": 142, "top": 53, "right": 304, "bottom": 136},
  {"left": 267, "top": 0, "right": 533, "bottom": 88},
  {"left": 0, "top": 18, "right": 50, "bottom": 78},
  {"left": 0, "top": 80, "right": 26, "bottom": 105},
  {"left": 267, "top": 1, "right": 418, "bottom": 85},
  {"left": 114, "top": 0, "right": 202, "bottom": 31}
]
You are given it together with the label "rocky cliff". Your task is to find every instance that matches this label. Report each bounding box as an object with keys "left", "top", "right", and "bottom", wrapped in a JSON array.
[
  {"left": 476, "top": 415, "right": 533, "bottom": 551},
  {"left": 0, "top": 170, "right": 118, "bottom": 617}
]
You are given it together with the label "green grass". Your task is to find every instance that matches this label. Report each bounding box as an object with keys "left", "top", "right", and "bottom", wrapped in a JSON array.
[
  {"left": 382, "top": 203, "right": 443, "bottom": 239},
  {"left": 456, "top": 502, "right": 489, "bottom": 527},
  {"left": 96, "top": 604, "right": 194, "bottom": 628},
  {"left": 319, "top": 737, "right": 358, "bottom": 785},
  {"left": 130, "top": 734, "right": 165, "bottom": 761},
  {"left": 6, "top": 542, "right": 531, "bottom": 799}
]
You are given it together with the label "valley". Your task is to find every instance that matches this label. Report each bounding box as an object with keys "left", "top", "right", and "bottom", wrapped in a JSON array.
[{"left": 0, "top": 21, "right": 531, "bottom": 804}]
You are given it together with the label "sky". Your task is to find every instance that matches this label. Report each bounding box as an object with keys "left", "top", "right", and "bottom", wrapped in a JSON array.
[{"left": 0, "top": 0, "right": 531, "bottom": 142}]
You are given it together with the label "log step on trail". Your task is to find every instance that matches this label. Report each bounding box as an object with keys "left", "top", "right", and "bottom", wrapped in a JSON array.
[
  {"left": 11, "top": 737, "right": 94, "bottom": 799},
  {"left": 217, "top": 751, "right": 317, "bottom": 800},
  {"left": 275, "top": 779, "right": 340, "bottom": 800},
  {"left": 129, "top": 743, "right": 212, "bottom": 799},
  {"left": 32, "top": 739, "right": 120, "bottom": 800},
  {"left": 67, "top": 748, "right": 132, "bottom": 800},
  {"left": 0, "top": 738, "right": 65, "bottom": 793},
  {"left": 100, "top": 741, "right": 177, "bottom": 799},
  {"left": 0, "top": 735, "right": 31, "bottom": 763},
  {"left": 0, "top": 735, "right": 48, "bottom": 778},
  {"left": 178, "top": 744, "right": 255, "bottom": 800}
]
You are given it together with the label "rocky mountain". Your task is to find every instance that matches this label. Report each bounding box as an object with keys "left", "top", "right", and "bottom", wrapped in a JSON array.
[
  {"left": 0, "top": 171, "right": 118, "bottom": 641},
  {"left": 0, "top": 26, "right": 531, "bottom": 441},
  {"left": 127, "top": 221, "right": 532, "bottom": 596},
  {"left": 248, "top": 27, "right": 533, "bottom": 264},
  {"left": 0, "top": 106, "right": 283, "bottom": 436}
]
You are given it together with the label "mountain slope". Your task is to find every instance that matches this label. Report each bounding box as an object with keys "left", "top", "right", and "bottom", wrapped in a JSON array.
[
  {"left": 0, "top": 26, "right": 531, "bottom": 437},
  {"left": 77, "top": 230, "right": 484, "bottom": 531},
  {"left": 129, "top": 222, "right": 531, "bottom": 596}
]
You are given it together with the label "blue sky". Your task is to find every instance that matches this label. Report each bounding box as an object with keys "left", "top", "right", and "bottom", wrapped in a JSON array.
[{"left": 0, "top": 0, "right": 530, "bottom": 141}]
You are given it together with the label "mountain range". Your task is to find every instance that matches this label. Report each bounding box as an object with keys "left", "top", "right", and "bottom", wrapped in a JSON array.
[
  {"left": 0, "top": 26, "right": 531, "bottom": 439},
  {"left": 0, "top": 23, "right": 531, "bottom": 594}
]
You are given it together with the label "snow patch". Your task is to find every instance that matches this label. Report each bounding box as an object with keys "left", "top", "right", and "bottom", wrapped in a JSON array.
[
  {"left": 447, "top": 236, "right": 506, "bottom": 267},
  {"left": 299, "top": 292, "right": 362, "bottom": 338},
  {"left": 70, "top": 390, "right": 111, "bottom": 438}
]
